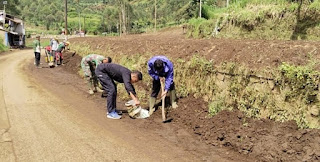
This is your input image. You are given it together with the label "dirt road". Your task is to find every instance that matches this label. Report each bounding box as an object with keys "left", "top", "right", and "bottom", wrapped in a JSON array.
[{"left": 0, "top": 50, "right": 242, "bottom": 161}]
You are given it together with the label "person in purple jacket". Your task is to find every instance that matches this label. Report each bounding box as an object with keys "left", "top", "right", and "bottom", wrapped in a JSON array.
[{"left": 148, "top": 56, "right": 178, "bottom": 115}]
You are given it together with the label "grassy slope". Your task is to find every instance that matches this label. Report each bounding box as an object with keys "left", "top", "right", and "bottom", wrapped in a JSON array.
[
  {"left": 188, "top": 0, "right": 320, "bottom": 40},
  {"left": 0, "top": 38, "right": 8, "bottom": 52}
]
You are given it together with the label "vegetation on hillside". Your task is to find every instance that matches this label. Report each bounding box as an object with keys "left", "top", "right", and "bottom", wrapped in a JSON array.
[
  {"left": 188, "top": 0, "right": 320, "bottom": 40},
  {"left": 0, "top": 0, "right": 20, "bottom": 15},
  {"left": 15, "top": 0, "right": 199, "bottom": 35},
  {"left": 0, "top": 38, "right": 8, "bottom": 52},
  {"left": 6, "top": 0, "right": 319, "bottom": 40}
]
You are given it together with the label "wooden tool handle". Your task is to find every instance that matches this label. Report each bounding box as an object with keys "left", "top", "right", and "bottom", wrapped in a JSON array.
[{"left": 160, "top": 80, "right": 166, "bottom": 121}]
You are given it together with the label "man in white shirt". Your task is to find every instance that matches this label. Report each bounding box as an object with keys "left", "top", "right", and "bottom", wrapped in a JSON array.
[{"left": 50, "top": 37, "right": 59, "bottom": 66}]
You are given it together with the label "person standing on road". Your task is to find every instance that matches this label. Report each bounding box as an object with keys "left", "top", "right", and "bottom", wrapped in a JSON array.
[
  {"left": 95, "top": 63, "right": 142, "bottom": 119},
  {"left": 148, "top": 55, "right": 178, "bottom": 115},
  {"left": 81, "top": 54, "right": 112, "bottom": 95},
  {"left": 33, "top": 36, "right": 41, "bottom": 68},
  {"left": 50, "top": 37, "right": 59, "bottom": 65}
]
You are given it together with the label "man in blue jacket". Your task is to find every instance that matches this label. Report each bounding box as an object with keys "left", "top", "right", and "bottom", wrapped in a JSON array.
[
  {"left": 148, "top": 56, "right": 178, "bottom": 115},
  {"left": 96, "top": 63, "right": 143, "bottom": 119}
]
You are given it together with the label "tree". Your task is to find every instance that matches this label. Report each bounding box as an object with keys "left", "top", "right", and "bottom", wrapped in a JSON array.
[
  {"left": 0, "top": 0, "right": 20, "bottom": 15},
  {"left": 74, "top": 0, "right": 82, "bottom": 32},
  {"left": 154, "top": 0, "right": 157, "bottom": 31},
  {"left": 200, "top": 0, "right": 202, "bottom": 18},
  {"left": 16, "top": 0, "right": 202, "bottom": 34},
  {"left": 110, "top": 0, "right": 134, "bottom": 35}
]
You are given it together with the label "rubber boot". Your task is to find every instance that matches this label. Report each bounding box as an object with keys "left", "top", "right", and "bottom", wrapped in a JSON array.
[
  {"left": 95, "top": 86, "right": 104, "bottom": 93},
  {"left": 50, "top": 56, "right": 54, "bottom": 62},
  {"left": 149, "top": 97, "right": 156, "bottom": 116},
  {"left": 93, "top": 77, "right": 103, "bottom": 93},
  {"left": 170, "top": 90, "right": 178, "bottom": 109},
  {"left": 87, "top": 77, "right": 95, "bottom": 95},
  {"left": 88, "top": 89, "right": 94, "bottom": 95}
]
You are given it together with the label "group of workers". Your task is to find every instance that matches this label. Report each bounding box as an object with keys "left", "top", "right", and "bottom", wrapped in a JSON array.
[
  {"left": 33, "top": 36, "right": 70, "bottom": 68},
  {"left": 33, "top": 36, "right": 178, "bottom": 120},
  {"left": 81, "top": 54, "right": 178, "bottom": 120}
]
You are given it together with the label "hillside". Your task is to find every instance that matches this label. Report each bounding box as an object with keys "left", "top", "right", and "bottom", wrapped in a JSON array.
[
  {"left": 17, "top": 0, "right": 195, "bottom": 35},
  {"left": 12, "top": 0, "right": 320, "bottom": 40},
  {"left": 189, "top": 0, "right": 320, "bottom": 40}
]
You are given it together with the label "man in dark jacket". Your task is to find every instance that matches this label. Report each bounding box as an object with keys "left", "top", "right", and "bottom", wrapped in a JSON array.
[
  {"left": 95, "top": 63, "right": 142, "bottom": 119},
  {"left": 147, "top": 56, "right": 178, "bottom": 116}
]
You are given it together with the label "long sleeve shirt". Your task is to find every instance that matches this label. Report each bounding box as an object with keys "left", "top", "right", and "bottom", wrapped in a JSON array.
[
  {"left": 33, "top": 39, "right": 41, "bottom": 52},
  {"left": 81, "top": 54, "right": 105, "bottom": 68},
  {"left": 96, "top": 63, "right": 136, "bottom": 95},
  {"left": 81, "top": 54, "right": 105, "bottom": 77},
  {"left": 51, "top": 39, "right": 59, "bottom": 51},
  {"left": 148, "top": 56, "right": 174, "bottom": 91},
  {"left": 56, "top": 43, "right": 65, "bottom": 52}
]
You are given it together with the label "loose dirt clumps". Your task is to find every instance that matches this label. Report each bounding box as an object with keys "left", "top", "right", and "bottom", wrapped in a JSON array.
[
  {"left": 62, "top": 51, "right": 82, "bottom": 74},
  {"left": 172, "top": 97, "right": 320, "bottom": 161}
]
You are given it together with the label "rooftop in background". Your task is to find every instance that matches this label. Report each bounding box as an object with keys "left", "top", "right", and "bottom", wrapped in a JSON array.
[
  {"left": 0, "top": 10, "right": 23, "bottom": 24},
  {"left": 0, "top": 10, "right": 24, "bottom": 35}
]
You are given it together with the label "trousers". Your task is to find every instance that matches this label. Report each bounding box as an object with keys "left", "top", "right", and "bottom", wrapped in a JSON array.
[{"left": 96, "top": 71, "right": 117, "bottom": 113}]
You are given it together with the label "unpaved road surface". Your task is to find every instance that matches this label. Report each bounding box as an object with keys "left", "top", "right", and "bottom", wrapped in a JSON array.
[{"left": 0, "top": 50, "right": 243, "bottom": 161}]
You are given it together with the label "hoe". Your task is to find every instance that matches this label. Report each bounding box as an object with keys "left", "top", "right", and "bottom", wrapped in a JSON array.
[{"left": 160, "top": 80, "right": 173, "bottom": 123}]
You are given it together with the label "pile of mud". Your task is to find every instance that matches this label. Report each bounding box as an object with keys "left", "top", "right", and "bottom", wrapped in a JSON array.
[
  {"left": 172, "top": 97, "right": 320, "bottom": 161},
  {"left": 62, "top": 51, "right": 82, "bottom": 74}
]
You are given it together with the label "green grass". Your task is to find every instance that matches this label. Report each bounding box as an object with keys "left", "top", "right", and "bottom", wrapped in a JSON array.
[
  {"left": 188, "top": 0, "right": 320, "bottom": 40},
  {"left": 68, "top": 14, "right": 101, "bottom": 34},
  {"left": 310, "top": 0, "right": 320, "bottom": 10},
  {"left": 202, "top": 5, "right": 227, "bottom": 19},
  {"left": 187, "top": 18, "right": 215, "bottom": 38},
  {"left": 0, "top": 37, "right": 8, "bottom": 52},
  {"left": 25, "top": 38, "right": 55, "bottom": 48}
]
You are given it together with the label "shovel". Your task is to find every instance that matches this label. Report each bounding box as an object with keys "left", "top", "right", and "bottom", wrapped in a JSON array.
[{"left": 160, "top": 80, "right": 173, "bottom": 123}]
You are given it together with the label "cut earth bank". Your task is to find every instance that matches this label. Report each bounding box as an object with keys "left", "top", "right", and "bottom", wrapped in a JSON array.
[{"left": 65, "top": 29, "right": 320, "bottom": 161}]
